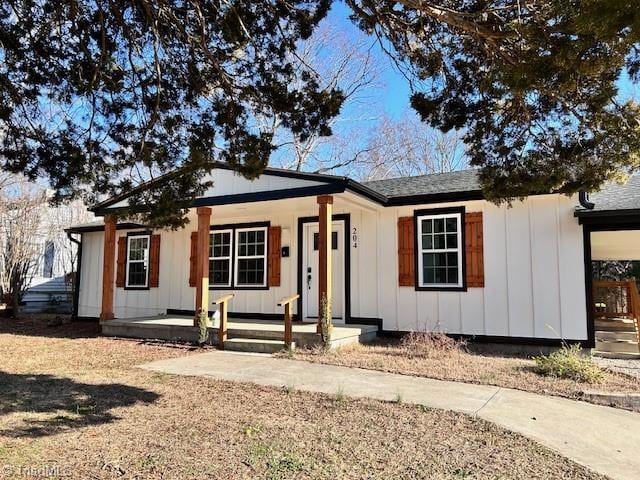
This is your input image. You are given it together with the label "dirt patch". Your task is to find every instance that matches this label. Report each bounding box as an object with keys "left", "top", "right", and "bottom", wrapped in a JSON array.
[
  {"left": 0, "top": 317, "right": 606, "bottom": 479},
  {"left": 290, "top": 338, "right": 640, "bottom": 410}
]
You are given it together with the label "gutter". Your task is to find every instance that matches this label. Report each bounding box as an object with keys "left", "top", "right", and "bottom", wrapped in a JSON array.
[{"left": 578, "top": 192, "right": 595, "bottom": 210}]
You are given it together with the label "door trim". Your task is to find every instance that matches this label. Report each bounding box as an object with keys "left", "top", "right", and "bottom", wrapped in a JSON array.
[{"left": 297, "top": 214, "right": 351, "bottom": 323}]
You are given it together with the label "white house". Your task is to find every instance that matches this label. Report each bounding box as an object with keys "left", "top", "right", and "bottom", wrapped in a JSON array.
[{"left": 67, "top": 163, "right": 640, "bottom": 353}]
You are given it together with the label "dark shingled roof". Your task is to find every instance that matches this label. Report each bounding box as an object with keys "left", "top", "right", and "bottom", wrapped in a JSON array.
[
  {"left": 363, "top": 169, "right": 481, "bottom": 198},
  {"left": 586, "top": 176, "right": 640, "bottom": 212}
]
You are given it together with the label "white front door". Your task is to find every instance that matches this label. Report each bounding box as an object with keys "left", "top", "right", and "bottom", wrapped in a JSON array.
[{"left": 303, "top": 221, "right": 345, "bottom": 322}]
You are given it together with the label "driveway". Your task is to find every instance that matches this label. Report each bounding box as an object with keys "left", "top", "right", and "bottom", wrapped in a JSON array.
[{"left": 141, "top": 350, "right": 640, "bottom": 480}]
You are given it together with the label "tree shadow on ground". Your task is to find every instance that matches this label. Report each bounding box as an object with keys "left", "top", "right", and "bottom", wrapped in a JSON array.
[
  {"left": 0, "top": 371, "right": 160, "bottom": 438},
  {"left": 0, "top": 316, "right": 101, "bottom": 339}
]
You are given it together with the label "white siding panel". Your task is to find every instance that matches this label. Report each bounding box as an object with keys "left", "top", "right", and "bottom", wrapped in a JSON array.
[
  {"left": 558, "top": 196, "right": 588, "bottom": 339},
  {"left": 460, "top": 288, "right": 484, "bottom": 335},
  {"left": 437, "top": 292, "right": 462, "bottom": 333},
  {"left": 504, "top": 201, "right": 534, "bottom": 337},
  {"left": 482, "top": 203, "right": 510, "bottom": 336},
  {"left": 529, "top": 196, "right": 562, "bottom": 338},
  {"left": 416, "top": 292, "right": 439, "bottom": 331},
  {"left": 377, "top": 209, "right": 398, "bottom": 329}
]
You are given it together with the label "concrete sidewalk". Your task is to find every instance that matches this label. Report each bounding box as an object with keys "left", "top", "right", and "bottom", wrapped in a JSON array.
[{"left": 141, "top": 351, "right": 640, "bottom": 480}]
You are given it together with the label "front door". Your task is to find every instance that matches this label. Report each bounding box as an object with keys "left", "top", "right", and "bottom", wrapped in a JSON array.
[{"left": 303, "top": 221, "right": 345, "bottom": 322}]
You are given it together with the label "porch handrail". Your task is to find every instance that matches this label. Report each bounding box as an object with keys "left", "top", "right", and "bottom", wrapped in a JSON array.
[
  {"left": 627, "top": 280, "right": 640, "bottom": 351},
  {"left": 277, "top": 294, "right": 300, "bottom": 349},
  {"left": 213, "top": 294, "right": 234, "bottom": 349}
]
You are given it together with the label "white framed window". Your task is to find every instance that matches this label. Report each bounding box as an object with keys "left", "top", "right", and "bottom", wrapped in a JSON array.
[
  {"left": 126, "top": 234, "right": 150, "bottom": 288},
  {"left": 209, "top": 229, "right": 233, "bottom": 287},
  {"left": 234, "top": 226, "right": 268, "bottom": 287},
  {"left": 417, "top": 212, "right": 463, "bottom": 288}
]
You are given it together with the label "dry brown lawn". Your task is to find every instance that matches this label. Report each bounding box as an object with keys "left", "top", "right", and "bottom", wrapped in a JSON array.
[
  {"left": 0, "top": 317, "right": 606, "bottom": 479},
  {"left": 292, "top": 337, "right": 640, "bottom": 407}
]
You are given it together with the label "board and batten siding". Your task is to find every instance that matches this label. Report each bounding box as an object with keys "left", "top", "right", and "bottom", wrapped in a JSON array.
[
  {"left": 366, "top": 194, "right": 587, "bottom": 340},
  {"left": 78, "top": 192, "right": 588, "bottom": 341}
]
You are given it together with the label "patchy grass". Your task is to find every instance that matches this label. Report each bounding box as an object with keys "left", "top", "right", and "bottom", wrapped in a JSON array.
[
  {"left": 291, "top": 336, "right": 640, "bottom": 409},
  {"left": 0, "top": 316, "right": 606, "bottom": 479}
]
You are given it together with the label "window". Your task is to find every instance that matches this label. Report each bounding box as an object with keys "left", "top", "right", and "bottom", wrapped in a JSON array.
[
  {"left": 126, "top": 234, "right": 150, "bottom": 288},
  {"left": 43, "top": 241, "right": 55, "bottom": 278},
  {"left": 417, "top": 212, "right": 463, "bottom": 288},
  {"left": 209, "top": 230, "right": 232, "bottom": 287},
  {"left": 313, "top": 231, "right": 338, "bottom": 250},
  {"left": 234, "top": 227, "right": 267, "bottom": 287}
]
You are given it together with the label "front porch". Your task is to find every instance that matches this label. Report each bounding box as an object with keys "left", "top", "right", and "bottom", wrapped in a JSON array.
[{"left": 101, "top": 315, "right": 378, "bottom": 352}]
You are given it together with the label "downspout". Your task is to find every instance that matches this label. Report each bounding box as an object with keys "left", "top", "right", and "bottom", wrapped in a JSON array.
[
  {"left": 67, "top": 231, "right": 83, "bottom": 321},
  {"left": 578, "top": 192, "right": 595, "bottom": 210}
]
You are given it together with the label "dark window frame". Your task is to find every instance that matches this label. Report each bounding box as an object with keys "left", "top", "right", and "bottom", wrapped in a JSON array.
[
  {"left": 209, "top": 221, "right": 270, "bottom": 291},
  {"left": 124, "top": 230, "right": 152, "bottom": 291},
  {"left": 414, "top": 206, "right": 467, "bottom": 292}
]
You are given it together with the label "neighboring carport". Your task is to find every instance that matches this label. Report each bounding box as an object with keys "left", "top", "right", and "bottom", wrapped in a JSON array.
[{"left": 576, "top": 176, "right": 640, "bottom": 358}]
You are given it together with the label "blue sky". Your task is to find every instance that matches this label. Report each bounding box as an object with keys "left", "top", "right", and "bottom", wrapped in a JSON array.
[{"left": 325, "top": 2, "right": 413, "bottom": 119}]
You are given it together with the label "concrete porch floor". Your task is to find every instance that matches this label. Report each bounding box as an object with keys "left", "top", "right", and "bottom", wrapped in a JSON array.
[{"left": 101, "top": 315, "right": 378, "bottom": 349}]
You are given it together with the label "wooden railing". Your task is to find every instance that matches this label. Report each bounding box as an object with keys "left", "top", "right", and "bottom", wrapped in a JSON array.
[
  {"left": 629, "top": 281, "right": 640, "bottom": 351},
  {"left": 213, "top": 294, "right": 234, "bottom": 349},
  {"left": 277, "top": 294, "right": 300, "bottom": 349},
  {"left": 593, "top": 280, "right": 640, "bottom": 349}
]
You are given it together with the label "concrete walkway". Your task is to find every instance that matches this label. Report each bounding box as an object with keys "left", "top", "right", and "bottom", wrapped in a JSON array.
[{"left": 141, "top": 351, "right": 640, "bottom": 480}]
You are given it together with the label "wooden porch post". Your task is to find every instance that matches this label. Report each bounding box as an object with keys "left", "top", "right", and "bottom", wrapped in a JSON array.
[
  {"left": 99, "top": 214, "right": 117, "bottom": 321},
  {"left": 194, "top": 207, "right": 212, "bottom": 326},
  {"left": 317, "top": 195, "right": 333, "bottom": 334}
]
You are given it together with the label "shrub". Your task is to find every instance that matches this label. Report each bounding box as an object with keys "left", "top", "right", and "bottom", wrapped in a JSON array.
[
  {"left": 400, "top": 331, "right": 462, "bottom": 359},
  {"left": 534, "top": 344, "right": 604, "bottom": 383}
]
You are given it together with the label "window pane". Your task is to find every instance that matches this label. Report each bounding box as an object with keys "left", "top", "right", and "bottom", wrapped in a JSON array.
[
  {"left": 313, "top": 231, "right": 339, "bottom": 250},
  {"left": 210, "top": 259, "right": 230, "bottom": 285},
  {"left": 433, "top": 234, "right": 446, "bottom": 249},
  {"left": 424, "top": 267, "right": 435, "bottom": 284},
  {"left": 446, "top": 252, "right": 458, "bottom": 267},
  {"left": 211, "top": 232, "right": 231, "bottom": 258},
  {"left": 129, "top": 237, "right": 148, "bottom": 261},
  {"left": 423, "top": 253, "right": 434, "bottom": 267},
  {"left": 445, "top": 217, "right": 458, "bottom": 232},
  {"left": 433, "top": 218, "right": 445, "bottom": 233},
  {"left": 237, "top": 258, "right": 264, "bottom": 285},
  {"left": 434, "top": 267, "right": 447, "bottom": 284},
  {"left": 422, "top": 235, "right": 432, "bottom": 250},
  {"left": 448, "top": 267, "right": 458, "bottom": 284},
  {"left": 128, "top": 262, "right": 147, "bottom": 286},
  {"left": 422, "top": 219, "right": 432, "bottom": 233},
  {"left": 446, "top": 233, "right": 458, "bottom": 248}
]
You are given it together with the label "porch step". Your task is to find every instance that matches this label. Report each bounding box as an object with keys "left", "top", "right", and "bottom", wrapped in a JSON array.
[
  {"left": 595, "top": 339, "right": 640, "bottom": 354},
  {"left": 595, "top": 330, "right": 639, "bottom": 342},
  {"left": 223, "top": 338, "right": 294, "bottom": 354},
  {"left": 593, "top": 351, "right": 640, "bottom": 360},
  {"left": 595, "top": 318, "right": 637, "bottom": 332}
]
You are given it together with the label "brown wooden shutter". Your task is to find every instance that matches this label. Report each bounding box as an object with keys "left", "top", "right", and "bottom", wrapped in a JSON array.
[
  {"left": 149, "top": 234, "right": 161, "bottom": 288},
  {"left": 268, "top": 226, "right": 282, "bottom": 287},
  {"left": 465, "top": 212, "right": 484, "bottom": 288},
  {"left": 398, "top": 217, "right": 415, "bottom": 287},
  {"left": 115, "top": 237, "right": 126, "bottom": 288},
  {"left": 189, "top": 231, "right": 198, "bottom": 287}
]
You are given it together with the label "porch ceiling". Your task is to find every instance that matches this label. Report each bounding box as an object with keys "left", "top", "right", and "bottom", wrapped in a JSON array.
[
  {"left": 592, "top": 230, "right": 640, "bottom": 261},
  {"left": 200, "top": 192, "right": 379, "bottom": 220}
]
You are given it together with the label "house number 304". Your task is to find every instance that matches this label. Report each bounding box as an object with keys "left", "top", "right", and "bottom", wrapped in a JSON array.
[{"left": 352, "top": 227, "right": 358, "bottom": 248}]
